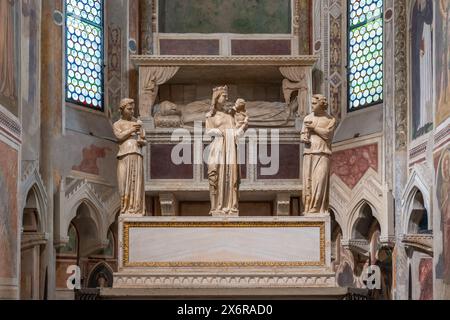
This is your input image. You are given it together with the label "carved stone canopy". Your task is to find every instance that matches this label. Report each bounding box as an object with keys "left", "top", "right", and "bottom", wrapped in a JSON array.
[
  {"left": 131, "top": 55, "right": 318, "bottom": 84},
  {"left": 131, "top": 55, "right": 318, "bottom": 126}
]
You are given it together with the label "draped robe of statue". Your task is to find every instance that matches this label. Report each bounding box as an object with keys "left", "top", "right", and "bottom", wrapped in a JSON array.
[
  {"left": 206, "top": 110, "right": 240, "bottom": 215},
  {"left": 301, "top": 112, "right": 336, "bottom": 214},
  {"left": 113, "top": 118, "right": 146, "bottom": 215}
]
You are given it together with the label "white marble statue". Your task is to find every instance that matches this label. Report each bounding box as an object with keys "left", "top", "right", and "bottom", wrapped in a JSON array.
[
  {"left": 300, "top": 94, "right": 336, "bottom": 214},
  {"left": 113, "top": 98, "right": 146, "bottom": 215},
  {"left": 206, "top": 86, "right": 247, "bottom": 216}
]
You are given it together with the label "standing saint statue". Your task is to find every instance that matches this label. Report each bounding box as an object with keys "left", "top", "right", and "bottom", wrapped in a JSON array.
[
  {"left": 113, "top": 98, "right": 146, "bottom": 215},
  {"left": 300, "top": 94, "right": 336, "bottom": 214},
  {"left": 206, "top": 86, "right": 247, "bottom": 216}
]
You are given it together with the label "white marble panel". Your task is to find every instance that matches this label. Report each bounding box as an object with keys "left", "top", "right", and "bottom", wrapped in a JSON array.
[{"left": 128, "top": 224, "right": 322, "bottom": 264}]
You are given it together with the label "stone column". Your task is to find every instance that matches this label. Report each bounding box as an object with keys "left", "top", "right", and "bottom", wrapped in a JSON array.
[
  {"left": 39, "top": 0, "right": 64, "bottom": 300},
  {"left": 391, "top": 0, "right": 408, "bottom": 300}
]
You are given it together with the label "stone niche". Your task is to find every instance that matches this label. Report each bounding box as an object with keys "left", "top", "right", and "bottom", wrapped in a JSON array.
[{"left": 132, "top": 55, "right": 318, "bottom": 216}]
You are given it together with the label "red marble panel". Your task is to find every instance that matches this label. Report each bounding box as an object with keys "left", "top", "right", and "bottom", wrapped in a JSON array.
[
  {"left": 231, "top": 39, "right": 291, "bottom": 55},
  {"left": 202, "top": 144, "right": 247, "bottom": 180},
  {"left": 72, "top": 144, "right": 111, "bottom": 175},
  {"left": 179, "top": 201, "right": 273, "bottom": 216},
  {"left": 159, "top": 39, "right": 220, "bottom": 55},
  {"left": 150, "top": 144, "right": 193, "bottom": 179},
  {"left": 257, "top": 144, "right": 300, "bottom": 180},
  {"left": 0, "top": 141, "right": 18, "bottom": 279},
  {"left": 331, "top": 143, "right": 378, "bottom": 189}
]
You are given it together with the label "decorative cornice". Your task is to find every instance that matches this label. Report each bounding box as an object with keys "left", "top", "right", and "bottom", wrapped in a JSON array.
[
  {"left": 341, "top": 239, "right": 370, "bottom": 256},
  {"left": 401, "top": 234, "right": 433, "bottom": 255},
  {"left": 113, "top": 273, "right": 337, "bottom": 288},
  {"left": 21, "top": 232, "right": 49, "bottom": 250},
  {"left": 131, "top": 55, "right": 319, "bottom": 67},
  {"left": 434, "top": 123, "right": 450, "bottom": 145},
  {"left": 409, "top": 142, "right": 427, "bottom": 159},
  {"left": 0, "top": 105, "right": 21, "bottom": 145}
]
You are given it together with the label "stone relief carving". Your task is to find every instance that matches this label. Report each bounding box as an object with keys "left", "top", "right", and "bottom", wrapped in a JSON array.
[
  {"left": 154, "top": 100, "right": 182, "bottom": 128},
  {"left": 113, "top": 98, "right": 146, "bottom": 215},
  {"left": 179, "top": 99, "right": 295, "bottom": 128},
  {"left": 205, "top": 86, "right": 248, "bottom": 216},
  {"left": 395, "top": 0, "right": 408, "bottom": 150},
  {"left": 301, "top": 94, "right": 336, "bottom": 214}
]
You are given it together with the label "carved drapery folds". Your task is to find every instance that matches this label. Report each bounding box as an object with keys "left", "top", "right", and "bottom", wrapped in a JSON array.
[
  {"left": 138, "top": 66, "right": 179, "bottom": 118},
  {"left": 280, "top": 66, "right": 311, "bottom": 118}
]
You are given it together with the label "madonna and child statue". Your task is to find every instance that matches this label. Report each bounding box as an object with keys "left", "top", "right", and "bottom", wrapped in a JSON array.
[{"left": 205, "top": 86, "right": 249, "bottom": 216}]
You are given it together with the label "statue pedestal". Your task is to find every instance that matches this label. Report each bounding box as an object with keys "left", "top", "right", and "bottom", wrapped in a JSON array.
[{"left": 109, "top": 216, "right": 339, "bottom": 296}]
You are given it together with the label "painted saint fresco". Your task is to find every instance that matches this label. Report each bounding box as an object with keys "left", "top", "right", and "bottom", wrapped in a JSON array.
[
  {"left": 0, "top": 142, "right": 18, "bottom": 280},
  {"left": 0, "top": 0, "right": 17, "bottom": 114},
  {"left": 419, "top": 258, "right": 433, "bottom": 300},
  {"left": 411, "top": 0, "right": 434, "bottom": 139},
  {"left": 436, "top": 0, "right": 450, "bottom": 125},
  {"left": 437, "top": 147, "right": 450, "bottom": 284}
]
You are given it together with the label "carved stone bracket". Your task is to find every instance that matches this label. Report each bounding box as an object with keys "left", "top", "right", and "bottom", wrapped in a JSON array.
[
  {"left": 159, "top": 193, "right": 178, "bottom": 216},
  {"left": 275, "top": 193, "right": 291, "bottom": 216}
]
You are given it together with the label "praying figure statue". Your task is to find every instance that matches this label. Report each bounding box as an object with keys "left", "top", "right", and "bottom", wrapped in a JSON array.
[
  {"left": 300, "top": 94, "right": 336, "bottom": 214},
  {"left": 113, "top": 98, "right": 146, "bottom": 215},
  {"left": 206, "top": 86, "right": 247, "bottom": 216}
]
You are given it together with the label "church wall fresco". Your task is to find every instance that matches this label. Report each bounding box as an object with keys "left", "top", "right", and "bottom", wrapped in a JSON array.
[
  {"left": 158, "top": 0, "right": 292, "bottom": 34},
  {"left": 436, "top": 146, "right": 450, "bottom": 296},
  {"left": 0, "top": 141, "right": 18, "bottom": 281},
  {"left": 410, "top": 0, "right": 434, "bottom": 139},
  {"left": 435, "top": 0, "right": 450, "bottom": 126},
  {"left": 21, "top": 0, "right": 41, "bottom": 162},
  {"left": 0, "top": 0, "right": 18, "bottom": 116},
  {"left": 72, "top": 145, "right": 113, "bottom": 176},
  {"left": 419, "top": 258, "right": 433, "bottom": 300}
]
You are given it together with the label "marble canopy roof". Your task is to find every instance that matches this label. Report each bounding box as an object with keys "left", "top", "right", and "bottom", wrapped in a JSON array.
[{"left": 131, "top": 55, "right": 318, "bottom": 84}]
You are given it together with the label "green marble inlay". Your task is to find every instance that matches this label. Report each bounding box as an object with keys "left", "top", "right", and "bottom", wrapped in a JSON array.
[{"left": 159, "top": 0, "right": 291, "bottom": 34}]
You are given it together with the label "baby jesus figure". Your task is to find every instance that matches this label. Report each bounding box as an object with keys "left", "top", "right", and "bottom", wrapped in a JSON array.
[{"left": 232, "top": 98, "right": 249, "bottom": 136}]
